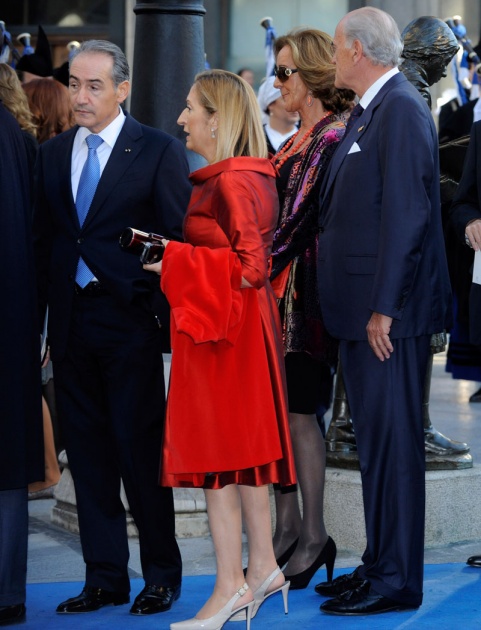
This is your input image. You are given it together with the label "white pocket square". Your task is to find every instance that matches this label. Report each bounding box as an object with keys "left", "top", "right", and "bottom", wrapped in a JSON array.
[{"left": 347, "top": 142, "right": 361, "bottom": 154}]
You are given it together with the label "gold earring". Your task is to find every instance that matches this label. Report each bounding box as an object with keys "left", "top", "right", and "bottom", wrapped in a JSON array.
[
  {"left": 211, "top": 128, "right": 216, "bottom": 138},
  {"left": 307, "top": 93, "right": 313, "bottom": 107}
]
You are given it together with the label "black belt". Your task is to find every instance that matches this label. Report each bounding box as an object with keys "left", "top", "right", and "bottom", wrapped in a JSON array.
[{"left": 74, "top": 281, "right": 109, "bottom": 297}]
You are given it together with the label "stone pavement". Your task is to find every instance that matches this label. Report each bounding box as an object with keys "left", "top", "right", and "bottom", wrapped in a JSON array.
[{"left": 27, "top": 351, "right": 481, "bottom": 585}]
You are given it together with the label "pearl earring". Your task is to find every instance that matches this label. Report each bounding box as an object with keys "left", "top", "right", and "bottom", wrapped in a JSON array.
[{"left": 211, "top": 128, "right": 216, "bottom": 138}]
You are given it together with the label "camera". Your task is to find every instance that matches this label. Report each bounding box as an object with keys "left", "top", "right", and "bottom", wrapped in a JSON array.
[{"left": 119, "top": 227, "right": 166, "bottom": 264}]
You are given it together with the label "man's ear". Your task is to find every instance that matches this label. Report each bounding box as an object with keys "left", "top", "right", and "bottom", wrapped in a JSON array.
[
  {"left": 352, "top": 39, "right": 363, "bottom": 63},
  {"left": 117, "top": 80, "right": 130, "bottom": 104}
]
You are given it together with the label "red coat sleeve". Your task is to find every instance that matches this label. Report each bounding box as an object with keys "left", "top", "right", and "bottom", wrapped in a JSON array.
[{"left": 160, "top": 241, "right": 244, "bottom": 344}]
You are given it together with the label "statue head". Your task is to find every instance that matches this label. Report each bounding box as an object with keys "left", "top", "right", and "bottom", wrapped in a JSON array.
[{"left": 401, "top": 16, "right": 459, "bottom": 86}]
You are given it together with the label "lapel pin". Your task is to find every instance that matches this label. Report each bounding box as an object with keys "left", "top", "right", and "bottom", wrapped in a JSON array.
[
  {"left": 358, "top": 125, "right": 364, "bottom": 132},
  {"left": 125, "top": 148, "right": 131, "bottom": 152}
]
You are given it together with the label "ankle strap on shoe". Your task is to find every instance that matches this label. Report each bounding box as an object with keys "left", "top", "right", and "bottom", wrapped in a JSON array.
[{"left": 257, "top": 567, "right": 282, "bottom": 593}]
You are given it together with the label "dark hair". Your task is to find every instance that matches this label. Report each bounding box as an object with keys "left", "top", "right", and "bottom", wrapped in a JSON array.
[
  {"left": 70, "top": 40, "right": 129, "bottom": 87},
  {"left": 274, "top": 28, "right": 354, "bottom": 113}
]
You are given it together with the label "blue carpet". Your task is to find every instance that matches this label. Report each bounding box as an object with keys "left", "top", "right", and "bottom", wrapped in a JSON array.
[{"left": 24, "top": 564, "right": 481, "bottom": 629}]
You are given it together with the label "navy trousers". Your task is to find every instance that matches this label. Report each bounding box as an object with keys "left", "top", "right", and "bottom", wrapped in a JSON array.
[
  {"left": 0, "top": 488, "right": 28, "bottom": 606},
  {"left": 340, "top": 335, "right": 430, "bottom": 607}
]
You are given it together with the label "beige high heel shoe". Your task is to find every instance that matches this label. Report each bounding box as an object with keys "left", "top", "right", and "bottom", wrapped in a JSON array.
[
  {"left": 230, "top": 567, "right": 290, "bottom": 621},
  {"left": 170, "top": 583, "right": 254, "bottom": 630}
]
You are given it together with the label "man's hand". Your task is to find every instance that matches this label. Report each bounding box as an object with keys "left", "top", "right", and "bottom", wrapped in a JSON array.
[
  {"left": 465, "top": 219, "right": 481, "bottom": 251},
  {"left": 366, "top": 312, "right": 393, "bottom": 361}
]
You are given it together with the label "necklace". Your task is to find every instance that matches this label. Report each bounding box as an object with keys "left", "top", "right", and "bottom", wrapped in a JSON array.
[{"left": 273, "top": 111, "right": 332, "bottom": 172}]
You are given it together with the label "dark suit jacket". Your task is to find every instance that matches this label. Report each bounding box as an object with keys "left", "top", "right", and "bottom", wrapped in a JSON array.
[
  {"left": 449, "top": 120, "right": 481, "bottom": 347},
  {"left": 33, "top": 112, "right": 191, "bottom": 360},
  {"left": 318, "top": 72, "right": 452, "bottom": 341},
  {"left": 0, "top": 104, "right": 43, "bottom": 489}
]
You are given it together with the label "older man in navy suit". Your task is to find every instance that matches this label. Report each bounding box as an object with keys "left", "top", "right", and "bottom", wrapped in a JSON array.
[
  {"left": 33, "top": 40, "right": 191, "bottom": 616},
  {"left": 316, "top": 8, "right": 452, "bottom": 615}
]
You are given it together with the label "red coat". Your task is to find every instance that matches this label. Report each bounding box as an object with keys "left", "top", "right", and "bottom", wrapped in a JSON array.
[{"left": 160, "top": 157, "right": 296, "bottom": 488}]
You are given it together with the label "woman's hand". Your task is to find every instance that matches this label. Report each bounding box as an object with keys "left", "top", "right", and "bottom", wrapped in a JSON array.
[
  {"left": 143, "top": 260, "right": 162, "bottom": 274},
  {"left": 142, "top": 239, "right": 170, "bottom": 275}
]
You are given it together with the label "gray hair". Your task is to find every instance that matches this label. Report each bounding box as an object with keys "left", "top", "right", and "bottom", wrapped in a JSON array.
[
  {"left": 343, "top": 7, "right": 402, "bottom": 68},
  {"left": 70, "top": 40, "right": 130, "bottom": 87}
]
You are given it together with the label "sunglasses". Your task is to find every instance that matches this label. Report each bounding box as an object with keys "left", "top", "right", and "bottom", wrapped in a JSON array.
[{"left": 274, "top": 66, "right": 299, "bottom": 83}]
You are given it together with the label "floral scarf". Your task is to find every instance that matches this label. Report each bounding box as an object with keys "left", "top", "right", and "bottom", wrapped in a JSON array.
[{"left": 270, "top": 113, "right": 346, "bottom": 362}]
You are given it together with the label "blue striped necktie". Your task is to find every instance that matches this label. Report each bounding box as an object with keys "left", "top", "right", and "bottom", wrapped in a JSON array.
[{"left": 75, "top": 134, "right": 103, "bottom": 287}]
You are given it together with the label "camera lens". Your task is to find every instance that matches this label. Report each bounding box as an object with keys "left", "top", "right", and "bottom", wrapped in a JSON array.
[{"left": 119, "top": 227, "right": 135, "bottom": 249}]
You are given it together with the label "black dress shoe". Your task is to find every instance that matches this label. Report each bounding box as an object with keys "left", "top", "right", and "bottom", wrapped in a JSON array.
[
  {"left": 320, "top": 580, "right": 418, "bottom": 616},
  {"left": 130, "top": 584, "right": 181, "bottom": 615},
  {"left": 469, "top": 387, "right": 481, "bottom": 403},
  {"left": 56, "top": 586, "right": 129, "bottom": 614},
  {"left": 0, "top": 604, "right": 26, "bottom": 625},
  {"left": 315, "top": 566, "right": 363, "bottom": 597},
  {"left": 467, "top": 555, "right": 481, "bottom": 567}
]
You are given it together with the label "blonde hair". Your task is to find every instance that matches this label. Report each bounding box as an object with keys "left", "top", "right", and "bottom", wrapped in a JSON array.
[
  {"left": 0, "top": 63, "right": 37, "bottom": 137},
  {"left": 193, "top": 69, "right": 267, "bottom": 162},
  {"left": 274, "top": 28, "right": 354, "bottom": 113}
]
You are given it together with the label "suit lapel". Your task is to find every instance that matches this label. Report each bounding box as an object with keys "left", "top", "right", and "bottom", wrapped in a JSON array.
[{"left": 320, "top": 73, "right": 406, "bottom": 211}]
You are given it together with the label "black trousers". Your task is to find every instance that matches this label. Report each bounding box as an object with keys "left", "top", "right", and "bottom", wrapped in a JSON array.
[
  {"left": 54, "top": 293, "right": 181, "bottom": 593},
  {"left": 340, "top": 335, "right": 430, "bottom": 607}
]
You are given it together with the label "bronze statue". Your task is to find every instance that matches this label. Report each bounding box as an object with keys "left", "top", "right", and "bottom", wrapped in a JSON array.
[
  {"left": 400, "top": 16, "right": 459, "bottom": 109},
  {"left": 326, "top": 16, "right": 472, "bottom": 471}
]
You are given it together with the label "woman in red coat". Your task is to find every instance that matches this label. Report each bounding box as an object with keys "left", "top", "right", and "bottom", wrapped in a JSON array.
[{"left": 144, "top": 69, "right": 296, "bottom": 630}]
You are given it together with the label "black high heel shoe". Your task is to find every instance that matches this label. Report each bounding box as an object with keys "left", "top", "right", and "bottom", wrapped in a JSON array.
[
  {"left": 275, "top": 537, "right": 299, "bottom": 568},
  {"left": 284, "top": 536, "right": 337, "bottom": 590}
]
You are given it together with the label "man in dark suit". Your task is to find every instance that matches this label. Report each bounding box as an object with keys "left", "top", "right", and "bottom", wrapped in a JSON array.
[
  {"left": 450, "top": 119, "right": 481, "bottom": 350},
  {"left": 316, "top": 7, "right": 452, "bottom": 615},
  {"left": 449, "top": 120, "right": 481, "bottom": 564},
  {"left": 33, "top": 40, "right": 191, "bottom": 616},
  {"left": 0, "top": 102, "right": 44, "bottom": 627}
]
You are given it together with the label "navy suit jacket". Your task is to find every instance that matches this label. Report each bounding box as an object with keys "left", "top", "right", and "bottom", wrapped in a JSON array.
[
  {"left": 318, "top": 73, "right": 452, "bottom": 341},
  {"left": 33, "top": 112, "right": 192, "bottom": 360},
  {"left": 449, "top": 120, "right": 481, "bottom": 347}
]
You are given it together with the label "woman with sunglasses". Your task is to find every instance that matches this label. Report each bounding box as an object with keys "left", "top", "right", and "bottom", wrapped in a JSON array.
[
  {"left": 144, "top": 69, "right": 296, "bottom": 629},
  {"left": 269, "top": 28, "right": 355, "bottom": 590}
]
